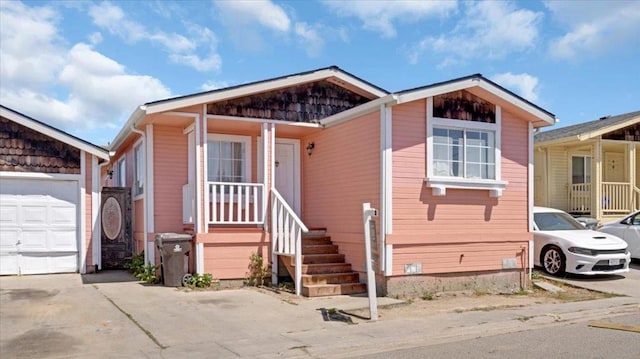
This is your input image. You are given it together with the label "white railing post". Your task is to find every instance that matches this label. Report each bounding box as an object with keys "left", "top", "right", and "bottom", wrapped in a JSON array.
[
  {"left": 270, "top": 187, "right": 308, "bottom": 296},
  {"left": 207, "top": 182, "right": 265, "bottom": 225}
]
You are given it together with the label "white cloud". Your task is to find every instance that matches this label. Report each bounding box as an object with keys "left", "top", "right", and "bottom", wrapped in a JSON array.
[
  {"left": 409, "top": 1, "right": 542, "bottom": 64},
  {"left": 0, "top": 2, "right": 171, "bottom": 144},
  {"left": 295, "top": 22, "right": 324, "bottom": 57},
  {"left": 546, "top": 1, "right": 640, "bottom": 60},
  {"left": 200, "top": 80, "right": 231, "bottom": 92},
  {"left": 88, "top": 1, "right": 221, "bottom": 72},
  {"left": 323, "top": 0, "right": 457, "bottom": 38},
  {"left": 215, "top": 0, "right": 291, "bottom": 32},
  {"left": 491, "top": 72, "right": 540, "bottom": 102},
  {"left": 0, "top": 1, "right": 65, "bottom": 89},
  {"left": 214, "top": 0, "right": 292, "bottom": 52}
]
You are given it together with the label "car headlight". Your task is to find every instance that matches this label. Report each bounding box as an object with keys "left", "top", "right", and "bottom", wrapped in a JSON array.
[{"left": 568, "top": 247, "right": 596, "bottom": 256}]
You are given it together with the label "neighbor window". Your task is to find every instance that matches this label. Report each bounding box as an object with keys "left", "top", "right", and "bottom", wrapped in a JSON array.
[
  {"left": 134, "top": 142, "right": 144, "bottom": 196},
  {"left": 207, "top": 134, "right": 251, "bottom": 184},
  {"left": 571, "top": 155, "right": 591, "bottom": 184}
]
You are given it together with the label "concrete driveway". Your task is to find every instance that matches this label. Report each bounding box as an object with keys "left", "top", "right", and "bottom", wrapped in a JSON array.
[
  {"left": 1, "top": 269, "right": 638, "bottom": 358},
  {"left": 547, "top": 261, "right": 640, "bottom": 297}
]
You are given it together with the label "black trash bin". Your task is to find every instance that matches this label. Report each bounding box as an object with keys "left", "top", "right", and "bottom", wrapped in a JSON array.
[{"left": 155, "top": 233, "right": 192, "bottom": 287}]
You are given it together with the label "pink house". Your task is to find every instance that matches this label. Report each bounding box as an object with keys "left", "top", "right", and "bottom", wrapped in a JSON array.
[{"left": 103, "top": 67, "right": 556, "bottom": 296}]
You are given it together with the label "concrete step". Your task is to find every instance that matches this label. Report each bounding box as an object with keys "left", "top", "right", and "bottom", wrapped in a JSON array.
[
  {"left": 300, "top": 263, "right": 352, "bottom": 274},
  {"left": 302, "top": 282, "right": 367, "bottom": 297},
  {"left": 302, "top": 253, "right": 345, "bottom": 264},
  {"left": 302, "top": 272, "right": 360, "bottom": 285},
  {"left": 301, "top": 244, "right": 339, "bottom": 255}
]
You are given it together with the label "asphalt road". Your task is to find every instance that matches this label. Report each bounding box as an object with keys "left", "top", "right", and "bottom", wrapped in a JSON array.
[{"left": 353, "top": 313, "right": 640, "bottom": 359}]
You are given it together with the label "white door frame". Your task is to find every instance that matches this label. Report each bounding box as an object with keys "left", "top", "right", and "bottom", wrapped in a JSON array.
[{"left": 258, "top": 137, "right": 301, "bottom": 215}]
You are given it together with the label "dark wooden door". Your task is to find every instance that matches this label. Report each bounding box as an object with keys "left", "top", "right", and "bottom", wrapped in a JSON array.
[{"left": 101, "top": 187, "right": 132, "bottom": 269}]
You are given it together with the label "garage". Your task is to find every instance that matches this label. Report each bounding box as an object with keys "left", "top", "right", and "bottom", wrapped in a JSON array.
[
  {"left": 1, "top": 105, "right": 110, "bottom": 275},
  {"left": 0, "top": 178, "right": 79, "bottom": 275}
]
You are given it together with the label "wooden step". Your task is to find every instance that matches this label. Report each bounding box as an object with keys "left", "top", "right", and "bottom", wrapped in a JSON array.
[
  {"left": 302, "top": 237, "right": 332, "bottom": 246},
  {"left": 302, "top": 283, "right": 367, "bottom": 297},
  {"left": 301, "top": 244, "right": 339, "bottom": 255},
  {"left": 303, "top": 228, "right": 327, "bottom": 238},
  {"left": 301, "top": 263, "right": 352, "bottom": 274},
  {"left": 302, "top": 253, "right": 344, "bottom": 264},
  {"left": 302, "top": 272, "right": 359, "bottom": 285}
]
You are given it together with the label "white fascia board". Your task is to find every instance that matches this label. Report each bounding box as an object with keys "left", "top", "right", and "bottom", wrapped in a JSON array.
[
  {"left": 146, "top": 69, "right": 355, "bottom": 115},
  {"left": 476, "top": 81, "right": 555, "bottom": 126},
  {"left": 108, "top": 106, "right": 147, "bottom": 151},
  {"left": 395, "top": 79, "right": 478, "bottom": 105},
  {"left": 396, "top": 79, "right": 555, "bottom": 126},
  {"left": 207, "top": 114, "right": 321, "bottom": 128},
  {"left": 1, "top": 107, "right": 110, "bottom": 160},
  {"left": 331, "top": 71, "right": 388, "bottom": 98},
  {"left": 321, "top": 95, "right": 397, "bottom": 128}
]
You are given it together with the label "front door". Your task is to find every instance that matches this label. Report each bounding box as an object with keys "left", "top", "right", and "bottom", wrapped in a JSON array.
[
  {"left": 101, "top": 187, "right": 132, "bottom": 269},
  {"left": 274, "top": 140, "right": 300, "bottom": 215}
]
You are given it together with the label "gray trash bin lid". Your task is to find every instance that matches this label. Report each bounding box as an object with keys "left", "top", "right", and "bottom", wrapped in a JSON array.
[{"left": 155, "top": 233, "right": 193, "bottom": 247}]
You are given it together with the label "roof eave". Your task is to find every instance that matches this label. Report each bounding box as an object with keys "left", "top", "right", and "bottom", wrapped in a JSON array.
[
  {"left": 0, "top": 106, "right": 110, "bottom": 160},
  {"left": 145, "top": 67, "right": 388, "bottom": 115},
  {"left": 320, "top": 95, "right": 398, "bottom": 128},
  {"left": 396, "top": 76, "right": 556, "bottom": 126},
  {"left": 107, "top": 106, "right": 147, "bottom": 151}
]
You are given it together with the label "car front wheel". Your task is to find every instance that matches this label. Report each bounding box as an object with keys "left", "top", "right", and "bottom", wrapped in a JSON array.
[{"left": 542, "top": 246, "right": 566, "bottom": 275}]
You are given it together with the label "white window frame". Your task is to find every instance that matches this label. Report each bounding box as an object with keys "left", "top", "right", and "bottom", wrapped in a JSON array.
[
  {"left": 133, "top": 140, "right": 144, "bottom": 198},
  {"left": 425, "top": 97, "right": 507, "bottom": 197},
  {"left": 571, "top": 155, "right": 592, "bottom": 184},
  {"left": 206, "top": 133, "right": 252, "bottom": 184}
]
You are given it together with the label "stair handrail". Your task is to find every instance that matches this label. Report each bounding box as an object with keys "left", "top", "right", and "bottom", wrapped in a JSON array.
[{"left": 271, "top": 187, "right": 308, "bottom": 295}]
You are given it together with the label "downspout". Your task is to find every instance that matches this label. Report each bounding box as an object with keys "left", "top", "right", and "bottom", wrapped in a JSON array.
[{"left": 130, "top": 125, "right": 149, "bottom": 265}]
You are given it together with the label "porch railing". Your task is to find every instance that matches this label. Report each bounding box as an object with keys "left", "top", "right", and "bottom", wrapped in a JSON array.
[
  {"left": 568, "top": 183, "right": 591, "bottom": 213},
  {"left": 602, "top": 182, "right": 631, "bottom": 214},
  {"left": 207, "top": 182, "right": 265, "bottom": 225},
  {"left": 271, "top": 187, "right": 308, "bottom": 296},
  {"left": 635, "top": 186, "right": 640, "bottom": 211}
]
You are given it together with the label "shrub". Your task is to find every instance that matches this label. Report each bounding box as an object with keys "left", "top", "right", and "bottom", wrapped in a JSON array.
[
  {"left": 245, "top": 252, "right": 269, "bottom": 287},
  {"left": 189, "top": 273, "right": 215, "bottom": 288}
]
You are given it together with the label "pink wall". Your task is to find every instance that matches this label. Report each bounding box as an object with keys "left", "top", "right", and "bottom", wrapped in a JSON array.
[
  {"left": 196, "top": 230, "right": 268, "bottom": 279},
  {"left": 153, "top": 125, "right": 188, "bottom": 233},
  {"left": 388, "top": 99, "right": 531, "bottom": 275},
  {"left": 302, "top": 112, "right": 381, "bottom": 271}
]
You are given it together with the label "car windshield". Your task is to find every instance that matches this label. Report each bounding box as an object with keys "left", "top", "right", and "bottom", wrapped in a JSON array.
[{"left": 534, "top": 212, "right": 585, "bottom": 231}]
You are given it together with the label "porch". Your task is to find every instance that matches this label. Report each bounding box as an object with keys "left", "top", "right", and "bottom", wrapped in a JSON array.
[{"left": 569, "top": 182, "right": 640, "bottom": 217}]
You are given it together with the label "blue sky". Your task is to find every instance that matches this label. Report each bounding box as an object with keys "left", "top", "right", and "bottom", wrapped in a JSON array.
[{"left": 1, "top": 0, "right": 639, "bottom": 146}]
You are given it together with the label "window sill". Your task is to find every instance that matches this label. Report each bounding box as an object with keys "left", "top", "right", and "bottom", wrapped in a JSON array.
[{"left": 425, "top": 177, "right": 508, "bottom": 197}]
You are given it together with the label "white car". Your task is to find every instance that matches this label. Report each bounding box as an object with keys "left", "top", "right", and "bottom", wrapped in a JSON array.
[
  {"left": 532, "top": 207, "right": 630, "bottom": 276},
  {"left": 598, "top": 211, "right": 640, "bottom": 260}
]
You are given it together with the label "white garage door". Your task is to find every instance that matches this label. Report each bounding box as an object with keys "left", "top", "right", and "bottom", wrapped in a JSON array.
[{"left": 0, "top": 178, "right": 78, "bottom": 275}]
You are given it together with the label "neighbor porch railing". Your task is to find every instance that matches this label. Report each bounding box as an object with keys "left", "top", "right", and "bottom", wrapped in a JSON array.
[
  {"left": 207, "top": 182, "right": 265, "bottom": 225},
  {"left": 602, "top": 182, "right": 632, "bottom": 214},
  {"left": 568, "top": 183, "right": 591, "bottom": 213},
  {"left": 569, "top": 182, "right": 637, "bottom": 216},
  {"left": 271, "top": 187, "right": 308, "bottom": 295}
]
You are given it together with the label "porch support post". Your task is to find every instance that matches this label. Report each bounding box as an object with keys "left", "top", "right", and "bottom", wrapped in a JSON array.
[
  {"left": 265, "top": 123, "right": 277, "bottom": 286},
  {"left": 594, "top": 140, "right": 603, "bottom": 220},
  {"left": 629, "top": 142, "right": 636, "bottom": 210}
]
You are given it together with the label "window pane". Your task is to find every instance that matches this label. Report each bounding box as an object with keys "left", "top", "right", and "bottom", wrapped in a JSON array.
[
  {"left": 433, "top": 128, "right": 449, "bottom": 144},
  {"left": 572, "top": 156, "right": 585, "bottom": 184},
  {"left": 434, "top": 144, "right": 449, "bottom": 160},
  {"left": 585, "top": 157, "right": 592, "bottom": 183},
  {"left": 466, "top": 147, "right": 480, "bottom": 163},
  {"left": 434, "top": 160, "right": 451, "bottom": 176},
  {"left": 450, "top": 129, "right": 463, "bottom": 145}
]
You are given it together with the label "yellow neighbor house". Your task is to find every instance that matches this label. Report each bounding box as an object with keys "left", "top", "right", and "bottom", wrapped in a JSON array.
[{"left": 534, "top": 110, "right": 640, "bottom": 222}]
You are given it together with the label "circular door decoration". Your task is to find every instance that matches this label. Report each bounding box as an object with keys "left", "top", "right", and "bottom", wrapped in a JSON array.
[{"left": 102, "top": 197, "right": 122, "bottom": 240}]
